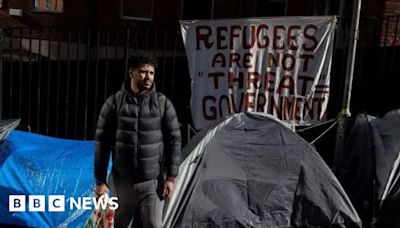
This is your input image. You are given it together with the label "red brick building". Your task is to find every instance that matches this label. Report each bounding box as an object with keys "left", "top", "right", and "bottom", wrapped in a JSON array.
[
  {"left": 0, "top": 0, "right": 398, "bottom": 46},
  {"left": 0, "top": 0, "right": 181, "bottom": 28}
]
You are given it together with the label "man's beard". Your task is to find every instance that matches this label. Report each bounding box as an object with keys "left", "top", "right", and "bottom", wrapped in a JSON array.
[{"left": 139, "top": 80, "right": 153, "bottom": 91}]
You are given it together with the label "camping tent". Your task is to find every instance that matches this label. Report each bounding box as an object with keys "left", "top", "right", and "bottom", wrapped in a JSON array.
[
  {"left": 334, "top": 109, "right": 400, "bottom": 227},
  {"left": 164, "top": 112, "right": 361, "bottom": 228},
  {"left": 0, "top": 113, "right": 362, "bottom": 227},
  {"left": 0, "top": 130, "right": 95, "bottom": 227},
  {"left": 0, "top": 119, "right": 20, "bottom": 142}
]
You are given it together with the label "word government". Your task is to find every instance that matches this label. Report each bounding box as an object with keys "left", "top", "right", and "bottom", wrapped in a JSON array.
[{"left": 202, "top": 92, "right": 326, "bottom": 122}]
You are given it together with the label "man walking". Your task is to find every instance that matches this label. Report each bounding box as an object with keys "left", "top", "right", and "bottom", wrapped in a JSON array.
[{"left": 94, "top": 51, "right": 182, "bottom": 227}]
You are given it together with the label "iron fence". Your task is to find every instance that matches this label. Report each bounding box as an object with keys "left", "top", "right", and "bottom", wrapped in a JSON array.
[
  {"left": 1, "top": 15, "right": 400, "bottom": 144},
  {"left": 0, "top": 26, "right": 192, "bottom": 143}
]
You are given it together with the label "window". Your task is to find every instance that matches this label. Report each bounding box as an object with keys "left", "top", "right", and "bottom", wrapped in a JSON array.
[
  {"left": 32, "top": 0, "right": 63, "bottom": 13},
  {"left": 121, "top": 0, "right": 154, "bottom": 21}
]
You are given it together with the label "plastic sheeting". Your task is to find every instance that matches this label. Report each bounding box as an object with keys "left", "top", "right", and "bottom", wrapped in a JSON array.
[{"left": 0, "top": 130, "right": 97, "bottom": 227}]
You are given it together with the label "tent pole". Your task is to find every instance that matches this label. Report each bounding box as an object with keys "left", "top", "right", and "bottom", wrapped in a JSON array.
[
  {"left": 334, "top": 0, "right": 362, "bottom": 160},
  {"left": 210, "top": 0, "right": 215, "bottom": 19}
]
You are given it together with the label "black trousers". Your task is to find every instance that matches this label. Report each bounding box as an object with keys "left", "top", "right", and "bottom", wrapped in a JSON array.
[{"left": 110, "top": 174, "right": 164, "bottom": 228}]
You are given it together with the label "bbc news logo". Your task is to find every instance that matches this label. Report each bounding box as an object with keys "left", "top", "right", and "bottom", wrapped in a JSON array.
[{"left": 9, "top": 195, "right": 119, "bottom": 212}]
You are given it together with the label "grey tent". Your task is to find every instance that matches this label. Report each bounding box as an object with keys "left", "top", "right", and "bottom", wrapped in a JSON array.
[
  {"left": 334, "top": 109, "right": 400, "bottom": 227},
  {"left": 163, "top": 112, "right": 361, "bottom": 228},
  {"left": 0, "top": 119, "right": 20, "bottom": 142},
  {"left": 373, "top": 110, "right": 400, "bottom": 226}
]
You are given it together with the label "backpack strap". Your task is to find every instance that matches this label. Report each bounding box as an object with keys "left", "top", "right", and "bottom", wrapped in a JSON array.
[
  {"left": 114, "top": 91, "right": 125, "bottom": 116},
  {"left": 157, "top": 92, "right": 166, "bottom": 119}
]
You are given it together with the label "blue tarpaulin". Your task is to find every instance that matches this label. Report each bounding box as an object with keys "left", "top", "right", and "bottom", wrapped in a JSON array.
[{"left": 0, "top": 130, "right": 97, "bottom": 227}]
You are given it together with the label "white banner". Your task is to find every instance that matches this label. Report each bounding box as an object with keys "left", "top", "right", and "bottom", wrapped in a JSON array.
[{"left": 180, "top": 16, "right": 337, "bottom": 130}]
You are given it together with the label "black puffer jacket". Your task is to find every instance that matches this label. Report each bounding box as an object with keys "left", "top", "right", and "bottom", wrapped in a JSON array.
[{"left": 94, "top": 82, "right": 181, "bottom": 184}]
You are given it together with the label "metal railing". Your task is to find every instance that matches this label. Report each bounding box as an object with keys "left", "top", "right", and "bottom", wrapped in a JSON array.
[
  {"left": 1, "top": 15, "right": 400, "bottom": 143},
  {"left": 0, "top": 26, "right": 192, "bottom": 142}
]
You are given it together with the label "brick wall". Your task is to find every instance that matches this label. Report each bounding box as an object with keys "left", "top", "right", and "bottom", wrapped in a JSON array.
[
  {"left": 0, "top": 0, "right": 182, "bottom": 29},
  {"left": 385, "top": 0, "right": 400, "bottom": 15},
  {"left": 381, "top": 0, "right": 400, "bottom": 46},
  {"left": 0, "top": 0, "right": 91, "bottom": 28}
]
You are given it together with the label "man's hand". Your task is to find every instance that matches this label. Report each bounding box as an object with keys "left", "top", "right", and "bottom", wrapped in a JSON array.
[
  {"left": 163, "top": 178, "right": 175, "bottom": 199},
  {"left": 95, "top": 183, "right": 108, "bottom": 197}
]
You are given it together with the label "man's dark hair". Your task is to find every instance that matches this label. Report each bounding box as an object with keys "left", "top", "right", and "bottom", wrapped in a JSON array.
[{"left": 128, "top": 51, "right": 158, "bottom": 69}]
